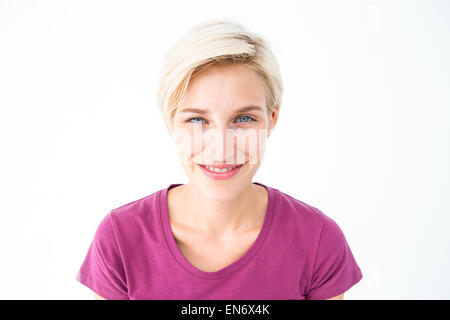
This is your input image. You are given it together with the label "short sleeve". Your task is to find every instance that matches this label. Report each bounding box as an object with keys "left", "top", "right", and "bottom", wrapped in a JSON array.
[
  {"left": 75, "top": 212, "right": 129, "bottom": 300},
  {"left": 306, "top": 213, "right": 363, "bottom": 300}
]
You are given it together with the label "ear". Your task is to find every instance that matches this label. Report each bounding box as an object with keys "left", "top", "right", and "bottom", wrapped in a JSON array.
[{"left": 267, "top": 108, "right": 278, "bottom": 138}]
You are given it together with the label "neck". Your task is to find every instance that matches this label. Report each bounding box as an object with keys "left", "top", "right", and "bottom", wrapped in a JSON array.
[{"left": 172, "top": 182, "right": 267, "bottom": 237}]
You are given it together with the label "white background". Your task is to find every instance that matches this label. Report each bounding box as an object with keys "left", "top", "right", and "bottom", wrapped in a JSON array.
[{"left": 0, "top": 0, "right": 449, "bottom": 299}]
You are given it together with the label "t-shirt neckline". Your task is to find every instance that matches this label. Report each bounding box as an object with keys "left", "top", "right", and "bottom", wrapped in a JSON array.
[{"left": 159, "top": 181, "right": 276, "bottom": 280}]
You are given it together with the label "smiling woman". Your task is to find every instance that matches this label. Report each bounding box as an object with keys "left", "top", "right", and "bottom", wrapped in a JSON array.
[{"left": 75, "top": 19, "right": 363, "bottom": 300}]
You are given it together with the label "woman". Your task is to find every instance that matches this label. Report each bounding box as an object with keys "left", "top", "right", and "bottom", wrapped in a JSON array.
[{"left": 76, "top": 19, "right": 363, "bottom": 300}]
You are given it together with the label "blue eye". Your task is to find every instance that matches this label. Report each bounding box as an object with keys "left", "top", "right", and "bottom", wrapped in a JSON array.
[
  {"left": 237, "top": 115, "right": 254, "bottom": 123},
  {"left": 188, "top": 117, "right": 206, "bottom": 123}
]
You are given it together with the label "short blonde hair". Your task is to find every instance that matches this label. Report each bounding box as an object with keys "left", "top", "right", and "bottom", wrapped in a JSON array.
[{"left": 156, "top": 19, "right": 283, "bottom": 132}]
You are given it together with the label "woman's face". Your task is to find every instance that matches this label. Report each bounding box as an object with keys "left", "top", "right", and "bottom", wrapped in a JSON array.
[{"left": 170, "top": 63, "right": 277, "bottom": 200}]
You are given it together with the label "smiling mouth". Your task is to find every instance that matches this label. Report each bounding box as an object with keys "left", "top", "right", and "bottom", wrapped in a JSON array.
[{"left": 198, "top": 163, "right": 244, "bottom": 173}]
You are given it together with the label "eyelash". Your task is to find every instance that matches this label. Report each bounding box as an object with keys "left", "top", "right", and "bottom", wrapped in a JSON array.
[{"left": 186, "top": 115, "right": 257, "bottom": 124}]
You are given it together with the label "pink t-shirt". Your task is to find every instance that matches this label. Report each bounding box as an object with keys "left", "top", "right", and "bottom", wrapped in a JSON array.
[{"left": 76, "top": 182, "right": 363, "bottom": 300}]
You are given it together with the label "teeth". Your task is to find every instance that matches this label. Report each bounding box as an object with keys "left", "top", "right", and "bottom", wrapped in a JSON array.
[{"left": 205, "top": 165, "right": 237, "bottom": 173}]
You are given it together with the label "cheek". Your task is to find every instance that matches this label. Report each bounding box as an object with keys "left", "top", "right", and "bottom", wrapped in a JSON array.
[
  {"left": 234, "top": 129, "right": 267, "bottom": 164},
  {"left": 171, "top": 125, "right": 200, "bottom": 152},
  {"left": 171, "top": 134, "right": 195, "bottom": 165}
]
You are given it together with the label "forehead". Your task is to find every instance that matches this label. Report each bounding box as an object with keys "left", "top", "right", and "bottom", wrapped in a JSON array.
[{"left": 181, "top": 64, "right": 266, "bottom": 111}]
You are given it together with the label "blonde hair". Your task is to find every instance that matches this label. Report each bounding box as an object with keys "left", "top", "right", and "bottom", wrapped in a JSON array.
[{"left": 156, "top": 19, "right": 283, "bottom": 132}]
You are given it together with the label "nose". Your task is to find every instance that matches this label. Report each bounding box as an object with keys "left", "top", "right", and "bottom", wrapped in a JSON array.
[
  {"left": 203, "top": 126, "right": 234, "bottom": 164},
  {"left": 191, "top": 124, "right": 255, "bottom": 165}
]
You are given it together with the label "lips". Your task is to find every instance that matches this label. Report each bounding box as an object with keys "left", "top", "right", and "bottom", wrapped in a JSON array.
[
  {"left": 197, "top": 163, "right": 244, "bottom": 180},
  {"left": 198, "top": 163, "right": 244, "bottom": 168},
  {"left": 200, "top": 164, "right": 243, "bottom": 173}
]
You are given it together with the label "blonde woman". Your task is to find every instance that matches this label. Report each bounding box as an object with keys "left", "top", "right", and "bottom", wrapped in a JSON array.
[{"left": 76, "top": 20, "right": 362, "bottom": 300}]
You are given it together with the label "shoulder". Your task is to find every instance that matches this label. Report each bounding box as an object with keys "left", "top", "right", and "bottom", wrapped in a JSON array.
[
  {"left": 110, "top": 188, "right": 162, "bottom": 219},
  {"left": 272, "top": 187, "right": 327, "bottom": 227},
  {"left": 270, "top": 187, "right": 362, "bottom": 299},
  {"left": 105, "top": 187, "right": 165, "bottom": 237},
  {"left": 271, "top": 186, "right": 346, "bottom": 248}
]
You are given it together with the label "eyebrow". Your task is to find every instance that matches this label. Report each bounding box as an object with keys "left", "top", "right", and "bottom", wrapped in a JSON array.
[{"left": 179, "top": 105, "right": 264, "bottom": 114}]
